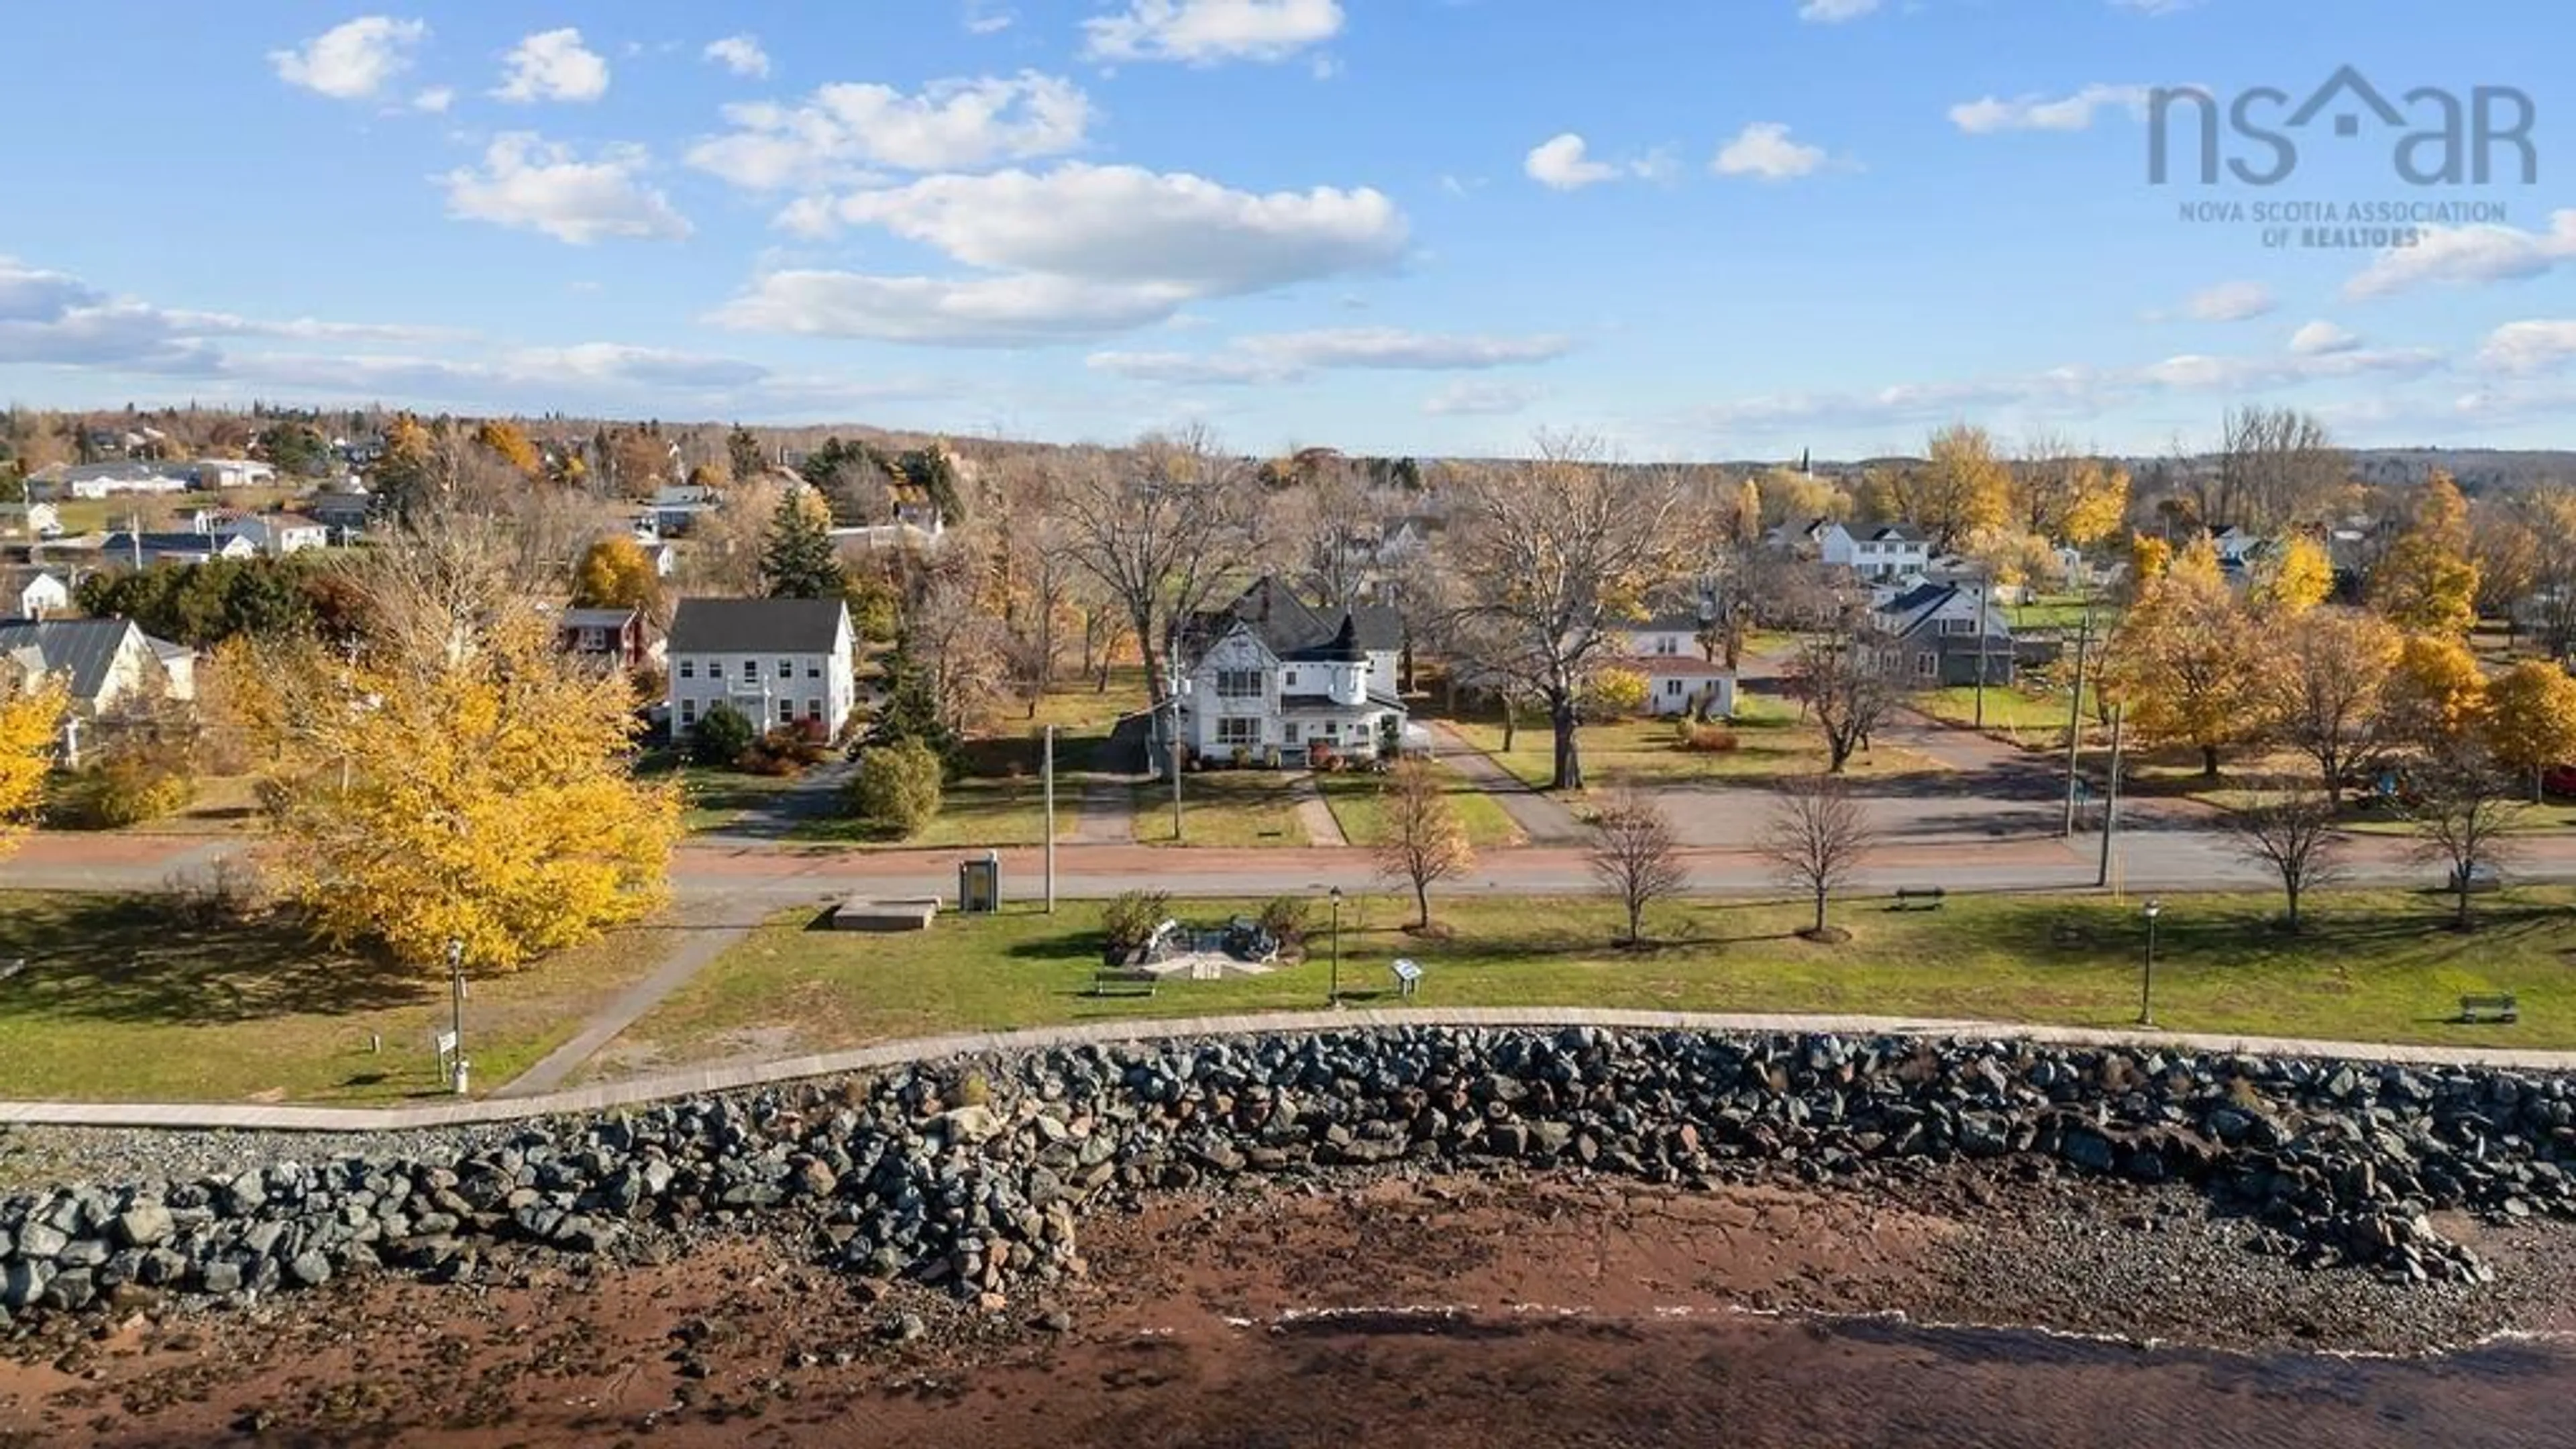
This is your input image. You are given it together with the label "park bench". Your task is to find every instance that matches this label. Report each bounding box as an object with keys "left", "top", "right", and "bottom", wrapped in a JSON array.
[
  {"left": 1091, "top": 969, "right": 1159, "bottom": 999},
  {"left": 1892, "top": 888, "right": 1946, "bottom": 911},
  {"left": 2459, "top": 994, "right": 2519, "bottom": 1024}
]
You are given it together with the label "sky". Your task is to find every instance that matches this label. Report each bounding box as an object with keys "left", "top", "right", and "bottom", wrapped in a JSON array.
[{"left": 1, "top": 0, "right": 2573, "bottom": 461}]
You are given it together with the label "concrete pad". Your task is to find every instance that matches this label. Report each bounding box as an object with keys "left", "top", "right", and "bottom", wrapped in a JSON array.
[{"left": 831, "top": 896, "right": 941, "bottom": 931}]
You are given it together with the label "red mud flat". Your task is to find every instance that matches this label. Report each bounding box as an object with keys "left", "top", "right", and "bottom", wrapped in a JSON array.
[{"left": 7, "top": 1169, "right": 2576, "bottom": 1448}]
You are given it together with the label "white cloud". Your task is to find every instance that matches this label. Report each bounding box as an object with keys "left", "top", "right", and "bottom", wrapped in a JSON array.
[
  {"left": 270, "top": 16, "right": 429, "bottom": 101},
  {"left": 1524, "top": 133, "right": 1617, "bottom": 190},
  {"left": 494, "top": 28, "right": 610, "bottom": 104},
  {"left": 2477, "top": 320, "right": 2576, "bottom": 374},
  {"left": 412, "top": 86, "right": 454, "bottom": 113},
  {"left": 2182, "top": 280, "right": 2274, "bottom": 322},
  {"left": 1424, "top": 380, "right": 1540, "bottom": 417},
  {"left": 441, "top": 134, "right": 691, "bottom": 245},
  {"left": 2344, "top": 210, "right": 2576, "bottom": 299},
  {"left": 714, "top": 166, "right": 1403, "bottom": 346},
  {"left": 0, "top": 258, "right": 218, "bottom": 374},
  {"left": 1711, "top": 122, "right": 1827, "bottom": 181},
  {"left": 702, "top": 34, "right": 770, "bottom": 78},
  {"left": 2288, "top": 320, "right": 2360, "bottom": 356},
  {"left": 710, "top": 271, "right": 1197, "bottom": 346},
  {"left": 1798, "top": 0, "right": 1880, "bottom": 21},
  {"left": 1089, "top": 327, "right": 1572, "bottom": 383},
  {"left": 1083, "top": 0, "right": 1343, "bottom": 65},
  {"left": 964, "top": 1, "right": 1016, "bottom": 33},
  {"left": 1948, "top": 83, "right": 2149, "bottom": 135},
  {"left": 688, "top": 72, "right": 1093, "bottom": 188},
  {"left": 790, "top": 163, "right": 1405, "bottom": 290},
  {"left": 159, "top": 310, "right": 464, "bottom": 345}
]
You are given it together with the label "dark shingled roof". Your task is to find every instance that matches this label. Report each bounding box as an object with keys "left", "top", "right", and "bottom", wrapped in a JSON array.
[
  {"left": 1186, "top": 576, "right": 1397, "bottom": 664},
  {"left": 667, "top": 598, "right": 848, "bottom": 654},
  {"left": 0, "top": 618, "right": 148, "bottom": 702}
]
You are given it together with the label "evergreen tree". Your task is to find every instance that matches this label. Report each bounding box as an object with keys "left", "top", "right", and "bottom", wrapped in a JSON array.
[
  {"left": 760, "top": 491, "right": 846, "bottom": 599},
  {"left": 727, "top": 423, "right": 765, "bottom": 483}
]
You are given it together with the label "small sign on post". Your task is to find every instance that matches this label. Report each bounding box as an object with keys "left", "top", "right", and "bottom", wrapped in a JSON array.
[{"left": 1391, "top": 958, "right": 1423, "bottom": 999}]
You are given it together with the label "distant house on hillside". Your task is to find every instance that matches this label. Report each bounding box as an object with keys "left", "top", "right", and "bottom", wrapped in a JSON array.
[
  {"left": 30, "top": 461, "right": 196, "bottom": 500},
  {"left": 1768, "top": 519, "right": 1931, "bottom": 580},
  {"left": 1868, "top": 581, "right": 2017, "bottom": 688},
  {"left": 664, "top": 597, "right": 857, "bottom": 739},
  {"left": 557, "top": 606, "right": 657, "bottom": 674},
  {"left": 0, "top": 502, "right": 62, "bottom": 539},
  {"left": 14, "top": 572, "right": 69, "bottom": 621},
  {"left": 100, "top": 531, "right": 256, "bottom": 569},
  {"left": 213, "top": 511, "right": 329, "bottom": 557}
]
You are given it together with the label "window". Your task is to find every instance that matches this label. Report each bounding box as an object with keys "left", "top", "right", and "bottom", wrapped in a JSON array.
[
  {"left": 1284, "top": 722, "right": 1301, "bottom": 744},
  {"left": 806, "top": 661, "right": 821, "bottom": 678},
  {"left": 1655, "top": 635, "right": 1679, "bottom": 655},
  {"left": 778, "top": 698, "right": 795, "bottom": 724},
  {"left": 1915, "top": 652, "right": 1938, "bottom": 678},
  {"left": 679, "top": 659, "right": 696, "bottom": 679},
  {"left": 1215, "top": 669, "right": 1263, "bottom": 700},
  {"left": 740, "top": 660, "right": 757, "bottom": 682},
  {"left": 1216, "top": 718, "right": 1258, "bottom": 745},
  {"left": 777, "top": 659, "right": 793, "bottom": 679},
  {"left": 807, "top": 698, "right": 822, "bottom": 721},
  {"left": 1665, "top": 679, "right": 1684, "bottom": 697},
  {"left": 681, "top": 699, "right": 698, "bottom": 724},
  {"left": 1283, "top": 669, "right": 1299, "bottom": 688},
  {"left": 1941, "top": 616, "right": 1976, "bottom": 635}
]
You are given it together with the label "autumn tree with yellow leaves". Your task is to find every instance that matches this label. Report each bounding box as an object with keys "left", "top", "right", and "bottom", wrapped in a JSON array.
[
  {"left": 233, "top": 526, "right": 681, "bottom": 972},
  {"left": 0, "top": 667, "right": 66, "bottom": 857},
  {"left": 2248, "top": 535, "right": 2334, "bottom": 616},
  {"left": 1868, "top": 424, "right": 2011, "bottom": 553},
  {"left": 571, "top": 535, "right": 663, "bottom": 613},
  {"left": 2383, "top": 632, "right": 2489, "bottom": 749},
  {"left": 2369, "top": 472, "right": 2481, "bottom": 635},
  {"left": 2267, "top": 608, "right": 2398, "bottom": 801},
  {"left": 2106, "top": 535, "right": 2261, "bottom": 778},
  {"left": 472, "top": 419, "right": 542, "bottom": 479},
  {"left": 2481, "top": 660, "right": 2576, "bottom": 801}
]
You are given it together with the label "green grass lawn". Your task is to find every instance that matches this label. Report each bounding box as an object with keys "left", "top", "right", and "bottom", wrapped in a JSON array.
[
  {"left": 594, "top": 886, "right": 2576, "bottom": 1074},
  {"left": 0, "top": 892, "right": 667, "bottom": 1103},
  {"left": 1917, "top": 684, "right": 2105, "bottom": 749},
  {"left": 1449, "top": 696, "right": 1947, "bottom": 791},
  {"left": 1316, "top": 766, "right": 1523, "bottom": 849},
  {"left": 2006, "top": 595, "right": 2120, "bottom": 633},
  {"left": 1131, "top": 769, "right": 1311, "bottom": 847},
  {"left": 792, "top": 774, "right": 1079, "bottom": 848},
  {"left": 660, "top": 766, "right": 807, "bottom": 833}
]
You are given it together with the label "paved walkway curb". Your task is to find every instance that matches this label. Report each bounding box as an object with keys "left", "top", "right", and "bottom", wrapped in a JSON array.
[
  {"left": 492, "top": 909, "right": 761, "bottom": 1099},
  {"left": 5, "top": 1009, "right": 2571, "bottom": 1134}
]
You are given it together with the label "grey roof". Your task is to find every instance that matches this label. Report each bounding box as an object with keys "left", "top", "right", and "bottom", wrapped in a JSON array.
[
  {"left": 102, "top": 532, "right": 232, "bottom": 555},
  {"left": 1187, "top": 576, "right": 1391, "bottom": 664},
  {"left": 560, "top": 606, "right": 641, "bottom": 632},
  {"left": 0, "top": 618, "right": 146, "bottom": 702},
  {"left": 667, "top": 597, "right": 847, "bottom": 654},
  {"left": 1866, "top": 524, "right": 1927, "bottom": 543},
  {"left": 1348, "top": 604, "right": 1404, "bottom": 653}
]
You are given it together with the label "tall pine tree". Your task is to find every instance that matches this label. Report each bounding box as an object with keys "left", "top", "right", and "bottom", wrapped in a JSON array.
[{"left": 760, "top": 490, "right": 846, "bottom": 599}]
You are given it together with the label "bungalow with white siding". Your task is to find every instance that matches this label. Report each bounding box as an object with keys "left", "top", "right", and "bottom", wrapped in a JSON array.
[
  {"left": 213, "top": 512, "right": 329, "bottom": 556},
  {"left": 15, "top": 572, "right": 69, "bottom": 621},
  {"left": 0, "top": 502, "right": 62, "bottom": 538},
  {"left": 1623, "top": 655, "right": 1738, "bottom": 718},
  {"left": 0, "top": 616, "right": 190, "bottom": 713}
]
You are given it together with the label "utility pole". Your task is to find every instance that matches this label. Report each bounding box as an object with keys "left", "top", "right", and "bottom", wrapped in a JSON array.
[
  {"left": 2096, "top": 701, "right": 2125, "bottom": 890},
  {"left": 2059, "top": 595, "right": 2094, "bottom": 837},
  {"left": 1042, "top": 724, "right": 1057, "bottom": 914},
  {"left": 128, "top": 511, "right": 140, "bottom": 570},
  {"left": 1166, "top": 648, "right": 1184, "bottom": 843},
  {"left": 1974, "top": 575, "right": 1990, "bottom": 729}
]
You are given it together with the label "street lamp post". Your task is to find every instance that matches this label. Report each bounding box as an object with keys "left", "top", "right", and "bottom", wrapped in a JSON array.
[
  {"left": 1328, "top": 886, "right": 1343, "bottom": 1008},
  {"left": 447, "top": 937, "right": 469, "bottom": 1095},
  {"left": 2138, "top": 899, "right": 2162, "bottom": 1028}
]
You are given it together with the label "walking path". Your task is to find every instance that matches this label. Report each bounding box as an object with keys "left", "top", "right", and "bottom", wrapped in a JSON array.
[
  {"left": 490, "top": 903, "right": 764, "bottom": 1099},
  {"left": 1067, "top": 782, "right": 1136, "bottom": 845},
  {"left": 1427, "top": 720, "right": 1589, "bottom": 845},
  {"left": 7, "top": 1007, "right": 2575, "bottom": 1132},
  {"left": 1291, "top": 774, "right": 1348, "bottom": 847}
]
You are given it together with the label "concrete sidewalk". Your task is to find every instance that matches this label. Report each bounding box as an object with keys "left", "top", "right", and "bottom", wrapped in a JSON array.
[
  {"left": 7, "top": 1007, "right": 2573, "bottom": 1134},
  {"left": 1426, "top": 720, "right": 1589, "bottom": 845}
]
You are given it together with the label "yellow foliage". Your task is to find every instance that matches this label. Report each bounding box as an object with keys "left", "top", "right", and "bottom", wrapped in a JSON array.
[
  {"left": 2106, "top": 545, "right": 2259, "bottom": 771},
  {"left": 0, "top": 673, "right": 66, "bottom": 857},
  {"left": 572, "top": 537, "right": 661, "bottom": 611},
  {"left": 2250, "top": 535, "right": 2334, "bottom": 616},
  {"left": 1585, "top": 666, "right": 1650, "bottom": 718},
  {"left": 248, "top": 606, "right": 681, "bottom": 971},
  {"left": 2481, "top": 660, "right": 2576, "bottom": 775},
  {"left": 2388, "top": 633, "right": 2489, "bottom": 743},
  {"left": 2059, "top": 462, "right": 2130, "bottom": 546},
  {"left": 2369, "top": 473, "right": 2480, "bottom": 635},
  {"left": 473, "top": 419, "right": 541, "bottom": 478},
  {"left": 2128, "top": 533, "right": 2173, "bottom": 585}
]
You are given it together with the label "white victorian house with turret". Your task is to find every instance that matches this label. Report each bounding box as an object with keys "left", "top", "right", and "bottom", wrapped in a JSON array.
[{"left": 1173, "top": 578, "right": 1409, "bottom": 766}]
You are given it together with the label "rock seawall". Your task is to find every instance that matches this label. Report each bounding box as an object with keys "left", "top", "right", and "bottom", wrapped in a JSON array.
[{"left": 6, "top": 1027, "right": 2575, "bottom": 1326}]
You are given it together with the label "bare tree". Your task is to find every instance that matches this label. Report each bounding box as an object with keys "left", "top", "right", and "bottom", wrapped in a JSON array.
[
  {"left": 2210, "top": 405, "right": 2349, "bottom": 533},
  {"left": 2403, "top": 747, "right": 2524, "bottom": 929},
  {"left": 906, "top": 553, "right": 1008, "bottom": 739},
  {"left": 1759, "top": 773, "right": 1876, "bottom": 938},
  {"left": 1587, "top": 787, "right": 1689, "bottom": 945},
  {"left": 1440, "top": 439, "right": 1717, "bottom": 790},
  {"left": 1790, "top": 625, "right": 1900, "bottom": 773},
  {"left": 1057, "top": 431, "right": 1254, "bottom": 709},
  {"left": 1277, "top": 462, "right": 1397, "bottom": 614},
  {"left": 2268, "top": 607, "right": 2398, "bottom": 804},
  {"left": 1374, "top": 756, "right": 1474, "bottom": 930},
  {"left": 2223, "top": 787, "right": 2345, "bottom": 930}
]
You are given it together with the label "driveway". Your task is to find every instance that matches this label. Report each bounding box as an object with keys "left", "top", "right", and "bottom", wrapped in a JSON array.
[{"left": 1425, "top": 720, "right": 1590, "bottom": 846}]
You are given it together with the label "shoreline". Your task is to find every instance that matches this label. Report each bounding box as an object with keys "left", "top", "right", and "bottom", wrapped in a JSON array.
[{"left": 8, "top": 1167, "right": 2576, "bottom": 1446}]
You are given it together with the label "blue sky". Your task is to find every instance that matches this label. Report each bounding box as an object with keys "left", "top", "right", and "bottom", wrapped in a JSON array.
[{"left": 2, "top": 0, "right": 2571, "bottom": 460}]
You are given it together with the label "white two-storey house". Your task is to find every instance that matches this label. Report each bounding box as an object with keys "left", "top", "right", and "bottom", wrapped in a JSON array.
[
  {"left": 1174, "top": 578, "right": 1407, "bottom": 765},
  {"left": 665, "top": 597, "right": 857, "bottom": 740}
]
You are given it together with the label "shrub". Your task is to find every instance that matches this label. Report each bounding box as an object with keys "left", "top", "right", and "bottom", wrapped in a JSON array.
[
  {"left": 1584, "top": 666, "right": 1650, "bottom": 719},
  {"left": 71, "top": 755, "right": 194, "bottom": 828},
  {"left": 850, "top": 737, "right": 944, "bottom": 837},
  {"left": 741, "top": 725, "right": 828, "bottom": 776},
  {"left": 164, "top": 857, "right": 269, "bottom": 929},
  {"left": 1256, "top": 895, "right": 1313, "bottom": 950},
  {"left": 1677, "top": 722, "right": 1739, "bottom": 753},
  {"left": 1102, "top": 889, "right": 1172, "bottom": 956},
  {"left": 690, "top": 701, "right": 757, "bottom": 767}
]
